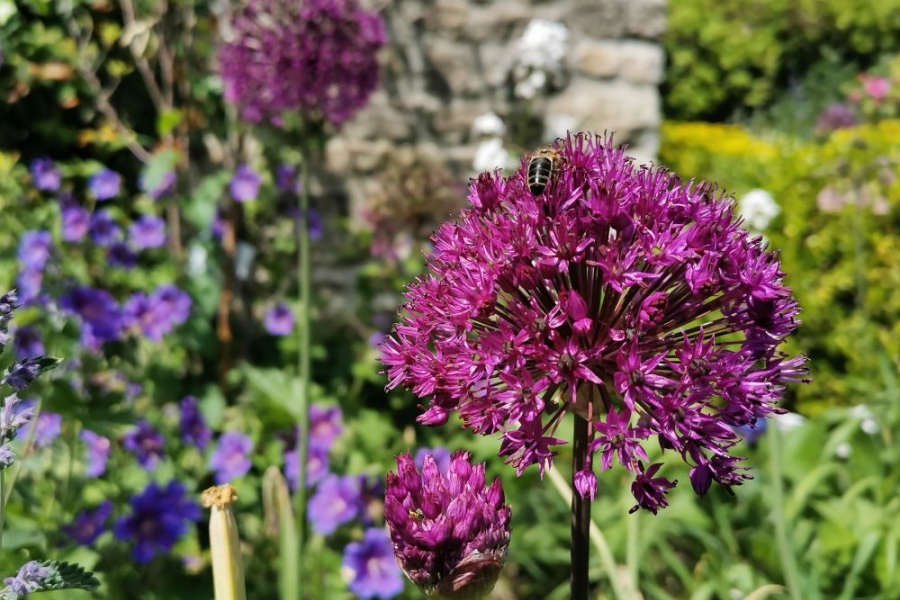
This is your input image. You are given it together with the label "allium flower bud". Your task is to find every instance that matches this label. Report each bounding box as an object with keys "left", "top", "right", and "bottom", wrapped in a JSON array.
[
  {"left": 385, "top": 451, "right": 510, "bottom": 600},
  {"left": 381, "top": 133, "right": 809, "bottom": 513}
]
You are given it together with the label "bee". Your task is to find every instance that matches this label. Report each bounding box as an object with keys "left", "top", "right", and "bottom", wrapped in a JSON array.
[
  {"left": 527, "top": 146, "right": 561, "bottom": 196},
  {"left": 408, "top": 508, "right": 425, "bottom": 521}
]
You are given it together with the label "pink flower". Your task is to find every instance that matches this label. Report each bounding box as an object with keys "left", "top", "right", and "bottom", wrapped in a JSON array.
[{"left": 862, "top": 75, "right": 890, "bottom": 101}]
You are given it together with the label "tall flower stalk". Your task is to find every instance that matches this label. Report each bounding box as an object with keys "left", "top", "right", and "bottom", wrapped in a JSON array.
[{"left": 381, "top": 133, "right": 809, "bottom": 598}]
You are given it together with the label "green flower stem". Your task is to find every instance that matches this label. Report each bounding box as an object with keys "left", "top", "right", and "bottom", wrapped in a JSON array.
[
  {"left": 0, "top": 469, "right": 6, "bottom": 549},
  {"left": 291, "top": 149, "right": 312, "bottom": 599},
  {"left": 768, "top": 424, "right": 804, "bottom": 600}
]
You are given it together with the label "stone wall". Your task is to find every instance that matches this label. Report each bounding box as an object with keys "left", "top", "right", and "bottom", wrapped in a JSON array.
[{"left": 324, "top": 0, "right": 666, "bottom": 225}]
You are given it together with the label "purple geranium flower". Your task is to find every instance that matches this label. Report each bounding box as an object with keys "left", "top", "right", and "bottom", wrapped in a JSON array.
[
  {"left": 209, "top": 431, "right": 253, "bottom": 483},
  {"left": 81, "top": 429, "right": 111, "bottom": 477},
  {"left": 129, "top": 215, "right": 167, "bottom": 250},
  {"left": 15, "top": 270, "right": 42, "bottom": 303},
  {"left": 229, "top": 164, "right": 261, "bottom": 202},
  {"left": 285, "top": 444, "right": 329, "bottom": 490},
  {"left": 218, "top": 0, "right": 386, "bottom": 126},
  {"left": 151, "top": 284, "right": 191, "bottom": 326},
  {"left": 385, "top": 451, "right": 510, "bottom": 598},
  {"left": 29, "top": 157, "right": 61, "bottom": 192},
  {"left": 108, "top": 242, "right": 138, "bottom": 269},
  {"left": 342, "top": 528, "right": 405, "bottom": 600},
  {"left": 414, "top": 446, "right": 451, "bottom": 473},
  {"left": 309, "top": 403, "right": 342, "bottom": 450},
  {"left": 264, "top": 303, "right": 294, "bottom": 336},
  {"left": 113, "top": 480, "right": 202, "bottom": 564},
  {"left": 122, "top": 292, "right": 169, "bottom": 341},
  {"left": 13, "top": 326, "right": 44, "bottom": 359},
  {"left": 381, "top": 133, "right": 809, "bottom": 513},
  {"left": 88, "top": 209, "right": 123, "bottom": 247},
  {"left": 179, "top": 396, "right": 211, "bottom": 450},
  {"left": 60, "top": 286, "right": 123, "bottom": 345},
  {"left": 17, "top": 230, "right": 52, "bottom": 272},
  {"left": 87, "top": 168, "right": 122, "bottom": 200},
  {"left": 121, "top": 420, "right": 165, "bottom": 470},
  {"left": 31, "top": 410, "right": 62, "bottom": 448},
  {"left": 61, "top": 205, "right": 91, "bottom": 242},
  {"left": 63, "top": 500, "right": 113, "bottom": 546},
  {"left": 307, "top": 474, "right": 362, "bottom": 534}
]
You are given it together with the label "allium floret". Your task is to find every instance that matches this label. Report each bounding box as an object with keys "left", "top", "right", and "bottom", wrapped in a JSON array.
[
  {"left": 381, "top": 133, "right": 809, "bottom": 513},
  {"left": 217, "top": 0, "right": 386, "bottom": 127},
  {"left": 384, "top": 451, "right": 510, "bottom": 599}
]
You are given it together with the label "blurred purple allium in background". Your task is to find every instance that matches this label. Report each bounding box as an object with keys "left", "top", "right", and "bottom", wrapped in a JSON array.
[
  {"left": 815, "top": 102, "right": 857, "bottom": 133},
  {"left": 29, "top": 157, "right": 61, "bottom": 192},
  {"left": 217, "top": 0, "right": 386, "bottom": 126},
  {"left": 129, "top": 215, "right": 167, "bottom": 250},
  {"left": 89, "top": 209, "right": 123, "bottom": 247},
  {"left": 179, "top": 396, "right": 212, "bottom": 450},
  {"left": 381, "top": 133, "right": 809, "bottom": 513},
  {"left": 17, "top": 230, "right": 52, "bottom": 272},
  {"left": 307, "top": 474, "right": 362, "bottom": 534},
  {"left": 264, "top": 302, "right": 294, "bottom": 336},
  {"left": 342, "top": 528, "right": 405, "bottom": 600},
  {"left": 121, "top": 419, "right": 165, "bottom": 470},
  {"left": 385, "top": 451, "right": 510, "bottom": 599},
  {"left": 63, "top": 500, "right": 113, "bottom": 546},
  {"left": 87, "top": 168, "right": 122, "bottom": 200},
  {"left": 13, "top": 326, "right": 44, "bottom": 359},
  {"left": 61, "top": 205, "right": 91, "bottom": 242},
  {"left": 80, "top": 429, "right": 111, "bottom": 477},
  {"left": 229, "top": 164, "right": 261, "bottom": 202},
  {"left": 209, "top": 431, "right": 253, "bottom": 483},
  {"left": 113, "top": 480, "right": 201, "bottom": 563}
]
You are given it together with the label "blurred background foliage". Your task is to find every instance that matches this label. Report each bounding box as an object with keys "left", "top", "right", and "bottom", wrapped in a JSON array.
[{"left": 1, "top": 0, "right": 900, "bottom": 599}]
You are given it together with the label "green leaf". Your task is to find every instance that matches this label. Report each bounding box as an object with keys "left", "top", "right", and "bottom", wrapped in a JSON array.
[
  {"left": 37, "top": 560, "right": 100, "bottom": 593},
  {"left": 156, "top": 109, "right": 183, "bottom": 137}
]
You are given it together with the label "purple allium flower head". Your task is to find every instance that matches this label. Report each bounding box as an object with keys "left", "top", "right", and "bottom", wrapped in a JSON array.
[
  {"left": 17, "top": 230, "right": 52, "bottom": 272},
  {"left": 276, "top": 164, "right": 300, "bottom": 194},
  {"left": 108, "top": 242, "right": 138, "bottom": 269},
  {"left": 89, "top": 209, "right": 123, "bottom": 247},
  {"left": 815, "top": 103, "right": 857, "bottom": 134},
  {"left": 309, "top": 403, "right": 343, "bottom": 450},
  {"left": 285, "top": 444, "right": 329, "bottom": 490},
  {"left": 80, "top": 429, "right": 111, "bottom": 477},
  {"left": 217, "top": 0, "right": 386, "bottom": 127},
  {"left": 121, "top": 420, "right": 165, "bottom": 470},
  {"left": 307, "top": 474, "right": 363, "bottom": 534},
  {"left": 342, "top": 528, "right": 405, "bottom": 600},
  {"left": 61, "top": 205, "right": 91, "bottom": 242},
  {"left": 113, "top": 480, "right": 202, "bottom": 564},
  {"left": 414, "top": 446, "right": 452, "bottom": 474},
  {"left": 381, "top": 133, "right": 809, "bottom": 514},
  {"left": 179, "top": 396, "right": 212, "bottom": 450},
  {"left": 385, "top": 451, "right": 510, "bottom": 598},
  {"left": 229, "top": 164, "right": 261, "bottom": 203},
  {"left": 151, "top": 284, "right": 191, "bottom": 326},
  {"left": 60, "top": 286, "right": 123, "bottom": 345},
  {"left": 13, "top": 326, "right": 44, "bottom": 359},
  {"left": 263, "top": 302, "right": 294, "bottom": 336},
  {"left": 87, "top": 168, "right": 122, "bottom": 200},
  {"left": 139, "top": 170, "right": 177, "bottom": 199},
  {"left": 2, "top": 561, "right": 52, "bottom": 597},
  {"left": 209, "top": 431, "right": 253, "bottom": 483},
  {"left": 15, "top": 270, "right": 42, "bottom": 303},
  {"left": 29, "top": 157, "right": 61, "bottom": 192},
  {"left": 129, "top": 215, "right": 167, "bottom": 250},
  {"left": 63, "top": 500, "right": 113, "bottom": 546}
]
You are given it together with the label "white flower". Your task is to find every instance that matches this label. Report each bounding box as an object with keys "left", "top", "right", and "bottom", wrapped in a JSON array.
[
  {"left": 186, "top": 244, "right": 209, "bottom": 276},
  {"left": 738, "top": 188, "right": 781, "bottom": 231},
  {"left": 835, "top": 442, "right": 852, "bottom": 459},
  {"left": 235, "top": 241, "right": 257, "bottom": 281},
  {"left": 472, "top": 137, "right": 512, "bottom": 172},
  {"left": 849, "top": 404, "right": 879, "bottom": 435},
  {"left": 774, "top": 411, "right": 807, "bottom": 432},
  {"left": 544, "top": 113, "right": 578, "bottom": 141},
  {"left": 471, "top": 112, "right": 506, "bottom": 138},
  {"left": 515, "top": 19, "right": 569, "bottom": 75}
]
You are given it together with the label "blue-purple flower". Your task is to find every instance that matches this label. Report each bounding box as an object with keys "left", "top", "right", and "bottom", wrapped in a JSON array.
[
  {"left": 151, "top": 284, "right": 191, "bottom": 326},
  {"left": 17, "top": 230, "right": 52, "bottom": 272},
  {"left": 28, "top": 409, "right": 62, "bottom": 448},
  {"left": 209, "top": 431, "right": 253, "bottom": 483},
  {"left": 342, "top": 528, "right": 405, "bottom": 600},
  {"left": 61, "top": 205, "right": 91, "bottom": 242},
  {"left": 2, "top": 561, "right": 52, "bottom": 597},
  {"left": 88, "top": 209, "right": 123, "bottom": 247},
  {"left": 122, "top": 292, "right": 171, "bottom": 341},
  {"left": 81, "top": 429, "right": 111, "bottom": 477},
  {"left": 307, "top": 474, "right": 362, "bottom": 534},
  {"left": 29, "top": 157, "right": 61, "bottom": 192},
  {"left": 113, "top": 480, "right": 202, "bottom": 564},
  {"left": 129, "top": 215, "right": 167, "bottom": 250},
  {"left": 276, "top": 164, "right": 300, "bottom": 194},
  {"left": 87, "top": 168, "right": 122, "bottom": 201},
  {"left": 15, "top": 270, "right": 42, "bottom": 304},
  {"left": 60, "top": 286, "right": 123, "bottom": 347},
  {"left": 264, "top": 302, "right": 294, "bottom": 336},
  {"left": 309, "top": 403, "right": 342, "bottom": 450},
  {"left": 13, "top": 326, "right": 44, "bottom": 359},
  {"left": 63, "top": 500, "right": 113, "bottom": 546},
  {"left": 285, "top": 444, "right": 329, "bottom": 490},
  {"left": 179, "top": 396, "right": 211, "bottom": 450},
  {"left": 121, "top": 420, "right": 165, "bottom": 470},
  {"left": 108, "top": 242, "right": 138, "bottom": 269},
  {"left": 229, "top": 164, "right": 261, "bottom": 202},
  {"left": 414, "top": 446, "right": 451, "bottom": 473},
  {"left": 218, "top": 0, "right": 386, "bottom": 126}
]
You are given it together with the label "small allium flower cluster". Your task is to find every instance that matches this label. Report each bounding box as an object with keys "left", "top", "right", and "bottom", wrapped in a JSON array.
[
  {"left": 385, "top": 452, "right": 510, "bottom": 599},
  {"left": 113, "top": 480, "right": 201, "bottom": 563},
  {"left": 218, "top": 0, "right": 387, "bottom": 126},
  {"left": 738, "top": 188, "right": 781, "bottom": 232},
  {"left": 511, "top": 19, "right": 569, "bottom": 99},
  {"left": 381, "top": 133, "right": 809, "bottom": 513}
]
